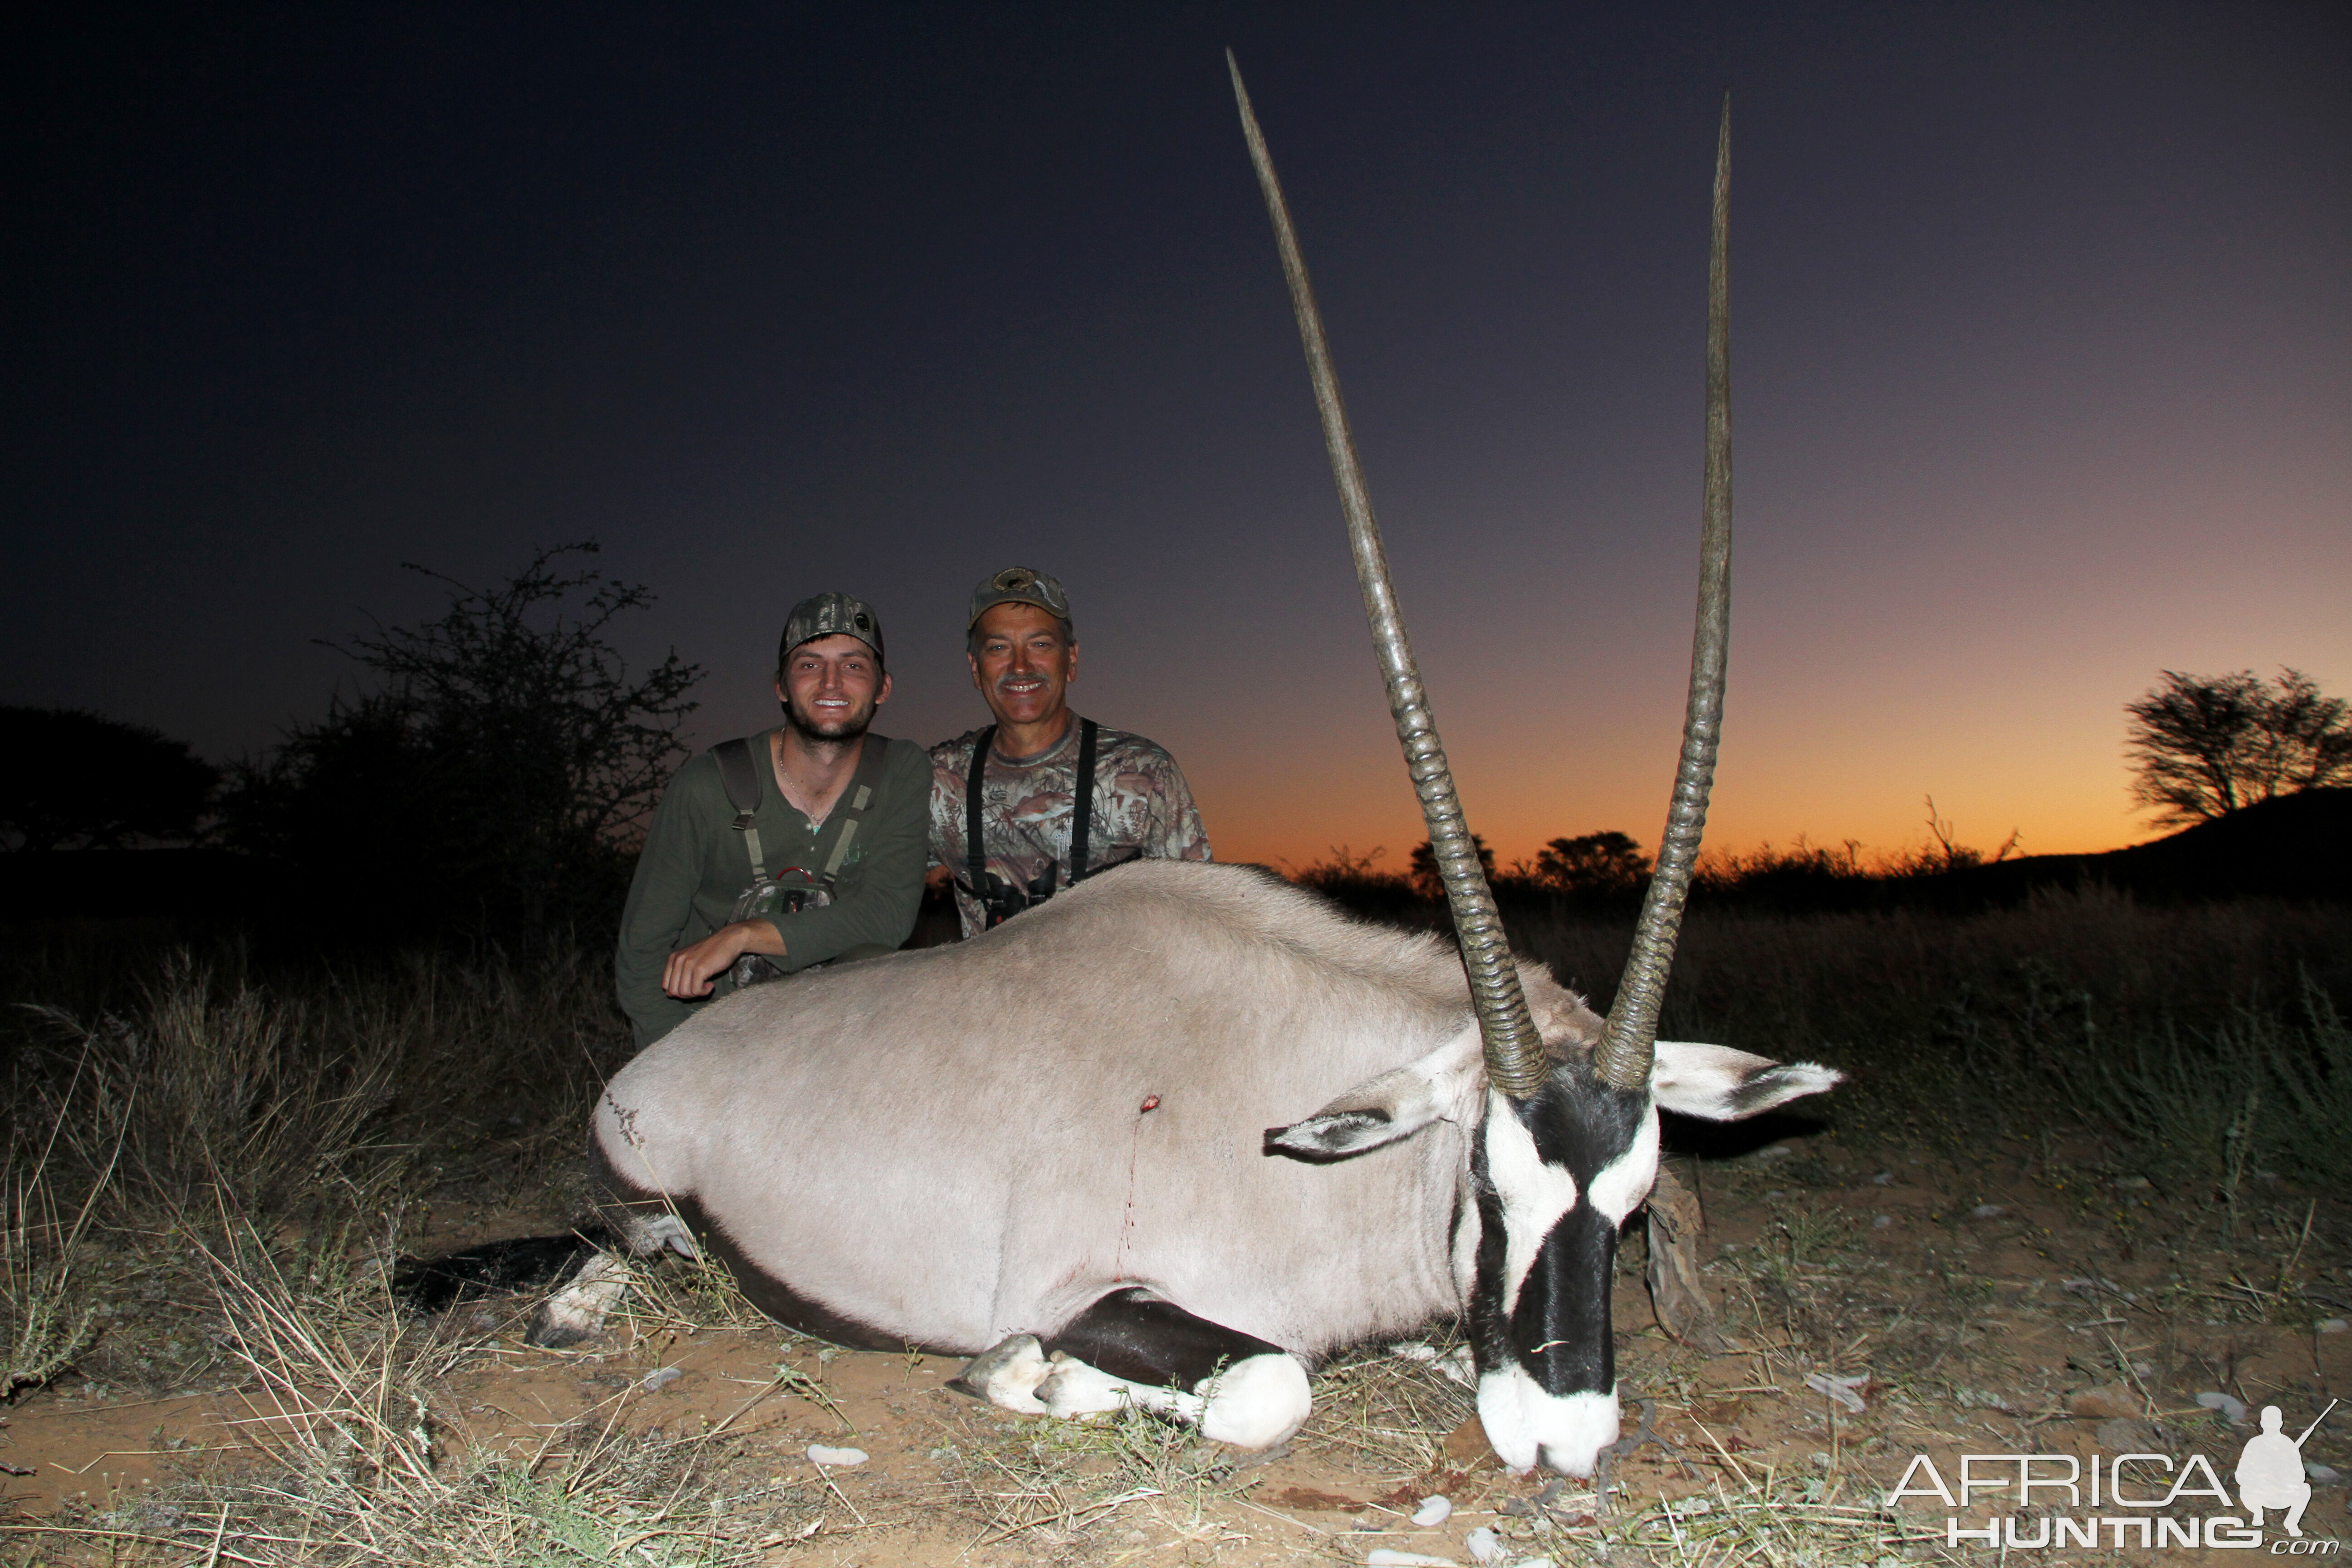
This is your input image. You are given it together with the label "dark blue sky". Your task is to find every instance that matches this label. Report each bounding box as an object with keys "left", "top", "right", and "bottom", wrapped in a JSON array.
[{"left": 7, "top": 4, "right": 2346, "bottom": 863}]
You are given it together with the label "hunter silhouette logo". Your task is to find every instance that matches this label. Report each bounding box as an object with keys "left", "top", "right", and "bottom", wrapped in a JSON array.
[
  {"left": 1888, "top": 1397, "right": 2340, "bottom": 1551},
  {"left": 2240, "top": 1402, "right": 2334, "bottom": 1539}
]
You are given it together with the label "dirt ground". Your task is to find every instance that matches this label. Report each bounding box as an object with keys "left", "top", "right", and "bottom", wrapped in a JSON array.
[{"left": 5, "top": 1128, "right": 2347, "bottom": 1566}]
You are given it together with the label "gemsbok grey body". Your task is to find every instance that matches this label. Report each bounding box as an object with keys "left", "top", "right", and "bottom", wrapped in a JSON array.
[
  {"left": 584, "top": 860, "right": 1835, "bottom": 1470},
  {"left": 499, "top": 69, "right": 1842, "bottom": 1478}
]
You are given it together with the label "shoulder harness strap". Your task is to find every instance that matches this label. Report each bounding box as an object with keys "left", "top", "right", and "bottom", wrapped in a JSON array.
[
  {"left": 963, "top": 725, "right": 996, "bottom": 898},
  {"left": 1070, "top": 718, "right": 1098, "bottom": 882},
  {"left": 715, "top": 735, "right": 769, "bottom": 882},
  {"left": 816, "top": 733, "right": 894, "bottom": 886}
]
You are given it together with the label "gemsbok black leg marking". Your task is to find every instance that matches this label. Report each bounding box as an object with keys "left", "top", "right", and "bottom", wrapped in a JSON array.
[
  {"left": 1044, "top": 1287, "right": 1287, "bottom": 1388},
  {"left": 392, "top": 1229, "right": 616, "bottom": 1315}
]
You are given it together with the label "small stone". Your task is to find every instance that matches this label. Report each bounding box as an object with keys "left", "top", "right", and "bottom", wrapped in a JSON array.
[
  {"left": 1872, "top": 1214, "right": 1893, "bottom": 1229},
  {"left": 1465, "top": 1526, "right": 1503, "bottom": 1564},
  {"left": 1805, "top": 1372, "right": 1870, "bottom": 1412},
  {"left": 2114, "top": 1175, "right": 2151, "bottom": 1190},
  {"left": 642, "top": 1366, "right": 683, "bottom": 1392},
  {"left": 2317, "top": 1318, "right": 2349, "bottom": 1335},
  {"left": 2195, "top": 1391, "right": 2248, "bottom": 1424},
  {"left": 1412, "top": 1496, "right": 1453, "bottom": 1527},
  {"left": 1871, "top": 1171, "right": 1893, "bottom": 1185},
  {"left": 1366, "top": 1551, "right": 1456, "bottom": 1567},
  {"left": 2306, "top": 1462, "right": 2342, "bottom": 1484},
  {"left": 807, "top": 1444, "right": 868, "bottom": 1467},
  {"left": 1970, "top": 1203, "right": 2004, "bottom": 1219},
  {"left": 2069, "top": 1383, "right": 2138, "bottom": 1420}
]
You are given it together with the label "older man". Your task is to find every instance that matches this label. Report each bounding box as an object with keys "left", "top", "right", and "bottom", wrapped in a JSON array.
[
  {"left": 930, "top": 567, "right": 1209, "bottom": 936},
  {"left": 617, "top": 593, "right": 930, "bottom": 1044}
]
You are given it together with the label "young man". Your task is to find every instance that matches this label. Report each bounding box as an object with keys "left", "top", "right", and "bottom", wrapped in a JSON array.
[
  {"left": 929, "top": 567, "right": 1210, "bottom": 938},
  {"left": 616, "top": 593, "right": 930, "bottom": 1045}
]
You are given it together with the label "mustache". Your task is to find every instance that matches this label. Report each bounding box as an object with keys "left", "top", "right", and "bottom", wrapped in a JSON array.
[{"left": 992, "top": 667, "right": 1058, "bottom": 694}]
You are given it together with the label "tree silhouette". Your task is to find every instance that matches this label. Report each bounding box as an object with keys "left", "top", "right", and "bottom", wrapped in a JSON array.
[
  {"left": 222, "top": 542, "right": 702, "bottom": 943},
  {"left": 1534, "top": 831, "right": 1651, "bottom": 894},
  {"left": 2124, "top": 668, "right": 2352, "bottom": 827},
  {"left": 0, "top": 707, "right": 219, "bottom": 851},
  {"left": 1408, "top": 835, "right": 1495, "bottom": 902}
]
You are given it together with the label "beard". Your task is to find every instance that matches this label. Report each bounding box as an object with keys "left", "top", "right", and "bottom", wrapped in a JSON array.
[{"left": 782, "top": 692, "right": 877, "bottom": 744}]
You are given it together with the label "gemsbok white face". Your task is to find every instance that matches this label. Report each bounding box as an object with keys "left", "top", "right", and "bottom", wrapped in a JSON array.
[
  {"left": 1265, "top": 1017, "right": 1837, "bottom": 1474},
  {"left": 404, "top": 66, "right": 1839, "bottom": 1482}
]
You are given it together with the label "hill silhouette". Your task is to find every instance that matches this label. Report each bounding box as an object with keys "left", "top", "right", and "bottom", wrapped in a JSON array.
[{"left": 1932, "top": 788, "right": 2350, "bottom": 905}]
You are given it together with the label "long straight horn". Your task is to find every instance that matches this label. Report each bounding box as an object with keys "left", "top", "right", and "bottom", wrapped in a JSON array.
[
  {"left": 1229, "top": 52, "right": 1547, "bottom": 1101},
  {"left": 1595, "top": 95, "right": 1733, "bottom": 1094}
]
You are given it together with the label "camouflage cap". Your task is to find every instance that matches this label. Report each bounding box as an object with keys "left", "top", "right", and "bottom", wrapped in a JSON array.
[
  {"left": 779, "top": 592, "right": 885, "bottom": 666},
  {"left": 967, "top": 566, "right": 1073, "bottom": 629}
]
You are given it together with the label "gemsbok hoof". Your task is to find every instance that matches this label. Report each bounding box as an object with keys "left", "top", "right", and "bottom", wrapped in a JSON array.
[
  {"left": 947, "top": 1334, "right": 1051, "bottom": 1414},
  {"left": 526, "top": 1253, "right": 634, "bottom": 1348}
]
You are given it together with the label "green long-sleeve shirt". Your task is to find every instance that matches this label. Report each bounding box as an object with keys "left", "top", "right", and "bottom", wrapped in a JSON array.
[{"left": 615, "top": 731, "right": 931, "bottom": 1045}]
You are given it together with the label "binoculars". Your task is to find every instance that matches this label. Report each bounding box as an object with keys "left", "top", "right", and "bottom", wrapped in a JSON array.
[{"left": 974, "top": 867, "right": 1062, "bottom": 930}]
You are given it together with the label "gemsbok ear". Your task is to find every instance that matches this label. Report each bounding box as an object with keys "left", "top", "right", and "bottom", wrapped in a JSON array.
[
  {"left": 1650, "top": 1041, "right": 1844, "bottom": 1121},
  {"left": 1264, "top": 1026, "right": 1486, "bottom": 1162}
]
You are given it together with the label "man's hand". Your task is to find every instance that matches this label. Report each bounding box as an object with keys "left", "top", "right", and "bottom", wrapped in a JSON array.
[{"left": 662, "top": 920, "right": 786, "bottom": 999}]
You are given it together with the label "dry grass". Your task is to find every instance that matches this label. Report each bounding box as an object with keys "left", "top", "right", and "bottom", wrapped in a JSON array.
[
  {"left": 9, "top": 1219, "right": 835, "bottom": 1566},
  {"left": 1512, "top": 887, "right": 2352, "bottom": 1189},
  {"left": 1294, "top": 1330, "right": 1477, "bottom": 1482},
  {"left": 2, "top": 906, "right": 2346, "bottom": 1565},
  {"left": 936, "top": 1401, "right": 1250, "bottom": 1550},
  {"left": 1497, "top": 1474, "right": 1930, "bottom": 1568},
  {"left": 0, "top": 1156, "right": 103, "bottom": 1404}
]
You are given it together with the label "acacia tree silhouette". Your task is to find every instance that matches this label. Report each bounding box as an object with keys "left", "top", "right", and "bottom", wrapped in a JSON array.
[
  {"left": 2124, "top": 668, "right": 2352, "bottom": 827},
  {"left": 224, "top": 542, "right": 702, "bottom": 946},
  {"left": 1534, "top": 831, "right": 1651, "bottom": 894},
  {"left": 0, "top": 707, "right": 219, "bottom": 851}
]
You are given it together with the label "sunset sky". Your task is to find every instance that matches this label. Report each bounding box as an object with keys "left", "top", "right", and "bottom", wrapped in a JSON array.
[{"left": 7, "top": 5, "right": 2346, "bottom": 872}]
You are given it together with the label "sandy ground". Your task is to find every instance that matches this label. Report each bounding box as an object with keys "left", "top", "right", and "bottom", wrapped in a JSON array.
[{"left": 5, "top": 1132, "right": 2347, "bottom": 1565}]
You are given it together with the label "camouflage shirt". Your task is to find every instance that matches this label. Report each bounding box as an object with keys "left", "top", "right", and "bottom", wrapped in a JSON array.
[{"left": 928, "top": 716, "right": 1211, "bottom": 937}]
